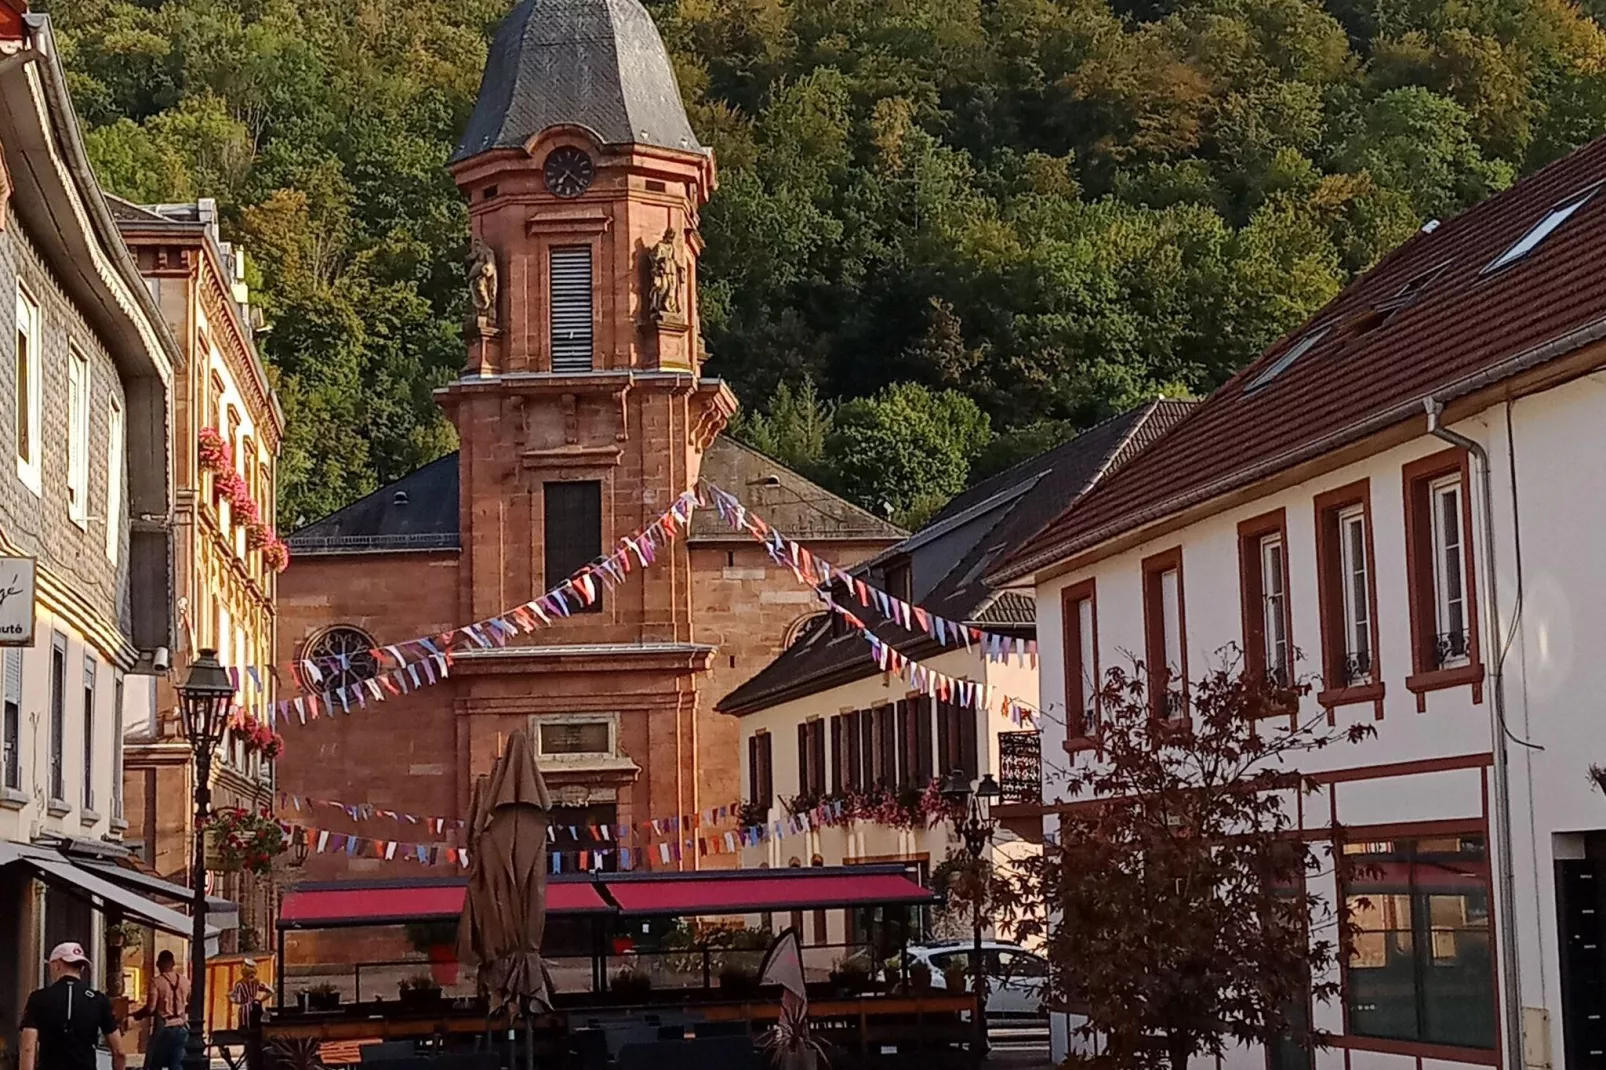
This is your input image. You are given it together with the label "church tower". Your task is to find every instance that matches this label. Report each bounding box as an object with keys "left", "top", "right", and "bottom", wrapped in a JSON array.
[
  {"left": 441, "top": 0, "right": 735, "bottom": 841},
  {"left": 272, "top": 0, "right": 902, "bottom": 883}
]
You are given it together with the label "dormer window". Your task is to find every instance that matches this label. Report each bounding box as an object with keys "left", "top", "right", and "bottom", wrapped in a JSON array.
[
  {"left": 1244, "top": 327, "right": 1330, "bottom": 393},
  {"left": 1483, "top": 182, "right": 1602, "bottom": 274},
  {"left": 884, "top": 560, "right": 912, "bottom": 604}
]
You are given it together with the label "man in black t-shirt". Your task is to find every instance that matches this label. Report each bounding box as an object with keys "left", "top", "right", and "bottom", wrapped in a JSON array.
[{"left": 18, "top": 942, "right": 128, "bottom": 1070}]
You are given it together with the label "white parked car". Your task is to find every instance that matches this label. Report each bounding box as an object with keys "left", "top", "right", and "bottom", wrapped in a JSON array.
[{"left": 906, "top": 940, "right": 1048, "bottom": 1019}]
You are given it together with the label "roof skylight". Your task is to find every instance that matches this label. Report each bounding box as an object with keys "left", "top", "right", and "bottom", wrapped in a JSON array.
[
  {"left": 1244, "top": 327, "right": 1331, "bottom": 393},
  {"left": 1483, "top": 182, "right": 1602, "bottom": 274}
]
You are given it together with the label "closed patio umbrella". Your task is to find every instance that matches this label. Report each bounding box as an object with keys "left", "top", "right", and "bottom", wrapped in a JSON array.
[{"left": 457, "top": 729, "right": 553, "bottom": 1018}]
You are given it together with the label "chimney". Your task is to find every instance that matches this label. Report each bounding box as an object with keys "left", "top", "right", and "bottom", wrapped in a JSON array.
[{"left": 0, "top": 0, "right": 26, "bottom": 46}]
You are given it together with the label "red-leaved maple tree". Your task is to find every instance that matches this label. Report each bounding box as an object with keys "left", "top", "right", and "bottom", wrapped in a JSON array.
[{"left": 1011, "top": 662, "right": 1375, "bottom": 1069}]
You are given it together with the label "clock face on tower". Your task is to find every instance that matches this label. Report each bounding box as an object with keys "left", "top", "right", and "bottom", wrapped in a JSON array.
[{"left": 543, "top": 147, "right": 594, "bottom": 198}]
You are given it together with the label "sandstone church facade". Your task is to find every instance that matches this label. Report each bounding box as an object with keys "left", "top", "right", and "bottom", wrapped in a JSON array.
[{"left": 273, "top": 0, "right": 900, "bottom": 878}]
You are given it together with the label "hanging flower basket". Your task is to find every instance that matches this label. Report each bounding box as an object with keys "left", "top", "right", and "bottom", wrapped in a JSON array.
[
  {"left": 262, "top": 539, "right": 291, "bottom": 573},
  {"left": 246, "top": 524, "right": 273, "bottom": 551},
  {"left": 233, "top": 713, "right": 285, "bottom": 760},
  {"left": 198, "top": 427, "right": 231, "bottom": 473},
  {"left": 204, "top": 807, "right": 288, "bottom": 875}
]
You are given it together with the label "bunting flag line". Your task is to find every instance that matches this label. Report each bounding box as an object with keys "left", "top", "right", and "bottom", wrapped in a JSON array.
[
  {"left": 288, "top": 794, "right": 856, "bottom": 872},
  {"left": 268, "top": 489, "right": 701, "bottom": 728},
  {"left": 819, "top": 592, "right": 1038, "bottom": 728},
  {"left": 701, "top": 482, "right": 1039, "bottom": 669},
  {"left": 277, "top": 792, "right": 746, "bottom": 846}
]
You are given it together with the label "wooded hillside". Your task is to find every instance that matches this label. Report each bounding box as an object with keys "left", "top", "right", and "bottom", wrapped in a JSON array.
[{"left": 45, "top": 0, "right": 1606, "bottom": 526}]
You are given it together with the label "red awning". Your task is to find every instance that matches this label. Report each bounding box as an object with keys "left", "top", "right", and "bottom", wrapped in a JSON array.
[
  {"left": 278, "top": 879, "right": 611, "bottom": 930},
  {"left": 601, "top": 868, "right": 933, "bottom": 916}
]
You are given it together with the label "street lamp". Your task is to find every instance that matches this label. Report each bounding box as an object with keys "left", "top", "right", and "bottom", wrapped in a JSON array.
[
  {"left": 176, "top": 649, "right": 238, "bottom": 1070},
  {"left": 941, "top": 768, "right": 1001, "bottom": 1067}
]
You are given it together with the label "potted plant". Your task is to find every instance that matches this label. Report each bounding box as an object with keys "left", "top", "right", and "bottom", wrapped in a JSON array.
[
  {"left": 909, "top": 962, "right": 932, "bottom": 993},
  {"left": 397, "top": 974, "right": 444, "bottom": 1012},
  {"left": 718, "top": 965, "right": 760, "bottom": 998},
  {"left": 758, "top": 1001, "right": 825, "bottom": 1070},
  {"left": 609, "top": 969, "right": 653, "bottom": 1002},
  {"left": 304, "top": 984, "right": 340, "bottom": 1012},
  {"left": 827, "top": 957, "right": 869, "bottom": 996},
  {"left": 942, "top": 964, "right": 969, "bottom": 995}
]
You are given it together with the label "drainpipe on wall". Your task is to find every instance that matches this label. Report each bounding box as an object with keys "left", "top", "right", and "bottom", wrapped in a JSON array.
[{"left": 1424, "top": 396, "right": 1525, "bottom": 1067}]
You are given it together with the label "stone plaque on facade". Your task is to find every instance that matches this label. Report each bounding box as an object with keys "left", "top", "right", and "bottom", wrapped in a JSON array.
[{"left": 0, "top": 556, "right": 37, "bottom": 645}]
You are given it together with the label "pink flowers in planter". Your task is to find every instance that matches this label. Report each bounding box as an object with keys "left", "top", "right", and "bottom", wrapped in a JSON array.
[
  {"left": 261, "top": 538, "right": 291, "bottom": 573},
  {"left": 198, "top": 426, "right": 231, "bottom": 472},
  {"left": 232, "top": 710, "right": 286, "bottom": 760}
]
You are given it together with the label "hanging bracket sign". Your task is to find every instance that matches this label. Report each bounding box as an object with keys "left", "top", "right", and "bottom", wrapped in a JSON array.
[{"left": 0, "top": 556, "right": 38, "bottom": 645}]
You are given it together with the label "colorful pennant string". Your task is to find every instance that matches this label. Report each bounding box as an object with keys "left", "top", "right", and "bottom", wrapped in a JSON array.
[
  {"left": 266, "top": 489, "right": 700, "bottom": 727},
  {"left": 701, "top": 482, "right": 1039, "bottom": 667},
  {"left": 821, "top": 592, "right": 1038, "bottom": 728}
]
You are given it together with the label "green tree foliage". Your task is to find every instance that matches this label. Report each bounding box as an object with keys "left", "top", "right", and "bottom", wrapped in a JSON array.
[
  {"left": 44, "top": 0, "right": 1606, "bottom": 524},
  {"left": 825, "top": 383, "right": 990, "bottom": 528}
]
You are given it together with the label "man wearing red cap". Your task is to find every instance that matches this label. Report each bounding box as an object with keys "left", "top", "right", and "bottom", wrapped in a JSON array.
[{"left": 18, "top": 942, "right": 127, "bottom": 1070}]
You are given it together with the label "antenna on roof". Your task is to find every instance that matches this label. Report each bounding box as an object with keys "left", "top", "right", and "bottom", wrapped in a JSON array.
[{"left": 1421, "top": 219, "right": 1441, "bottom": 233}]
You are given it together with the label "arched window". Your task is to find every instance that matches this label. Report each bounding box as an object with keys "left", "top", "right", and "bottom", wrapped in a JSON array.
[{"left": 302, "top": 626, "right": 378, "bottom": 693}]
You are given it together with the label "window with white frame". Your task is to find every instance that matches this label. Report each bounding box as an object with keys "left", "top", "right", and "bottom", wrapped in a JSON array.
[
  {"left": 1076, "top": 595, "right": 1097, "bottom": 727},
  {"left": 105, "top": 399, "right": 123, "bottom": 562},
  {"left": 1429, "top": 475, "right": 1469, "bottom": 665},
  {"left": 1160, "top": 568, "right": 1183, "bottom": 702},
  {"left": 1062, "top": 581, "right": 1099, "bottom": 738},
  {"left": 81, "top": 655, "right": 96, "bottom": 812},
  {"left": 67, "top": 347, "right": 89, "bottom": 524},
  {"left": 1337, "top": 505, "right": 1372, "bottom": 683},
  {"left": 15, "top": 286, "right": 41, "bottom": 494},
  {"left": 1260, "top": 534, "right": 1289, "bottom": 684},
  {"left": 1, "top": 648, "right": 18, "bottom": 792},
  {"left": 49, "top": 632, "right": 66, "bottom": 804},
  {"left": 1143, "top": 549, "right": 1187, "bottom": 719}
]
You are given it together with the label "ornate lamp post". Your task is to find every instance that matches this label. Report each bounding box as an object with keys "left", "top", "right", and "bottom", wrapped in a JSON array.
[
  {"left": 941, "top": 768, "right": 1001, "bottom": 1068},
  {"left": 177, "top": 649, "right": 238, "bottom": 1070}
]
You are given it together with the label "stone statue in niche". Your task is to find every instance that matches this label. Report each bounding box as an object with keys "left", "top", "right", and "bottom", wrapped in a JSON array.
[
  {"left": 467, "top": 241, "right": 498, "bottom": 331},
  {"left": 645, "top": 227, "right": 683, "bottom": 323}
]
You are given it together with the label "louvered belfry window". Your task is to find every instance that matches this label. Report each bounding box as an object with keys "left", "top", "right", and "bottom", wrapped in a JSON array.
[{"left": 549, "top": 245, "right": 594, "bottom": 372}]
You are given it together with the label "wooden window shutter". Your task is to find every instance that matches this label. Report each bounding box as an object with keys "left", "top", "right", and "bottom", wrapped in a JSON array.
[
  {"left": 549, "top": 246, "right": 594, "bottom": 372},
  {"left": 798, "top": 723, "right": 810, "bottom": 796},
  {"left": 846, "top": 711, "right": 862, "bottom": 791},
  {"left": 543, "top": 481, "right": 603, "bottom": 612},
  {"left": 830, "top": 716, "right": 844, "bottom": 794},
  {"left": 812, "top": 722, "right": 826, "bottom": 794},
  {"left": 760, "top": 733, "right": 773, "bottom": 807},
  {"left": 861, "top": 711, "right": 875, "bottom": 788},
  {"left": 878, "top": 705, "right": 898, "bottom": 787},
  {"left": 960, "top": 704, "right": 979, "bottom": 781},
  {"left": 915, "top": 698, "right": 933, "bottom": 785},
  {"left": 748, "top": 735, "right": 759, "bottom": 804}
]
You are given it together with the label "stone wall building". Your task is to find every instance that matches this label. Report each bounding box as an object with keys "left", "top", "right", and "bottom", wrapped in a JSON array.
[
  {"left": 114, "top": 197, "right": 284, "bottom": 961},
  {"left": 272, "top": 0, "right": 900, "bottom": 904},
  {"left": 0, "top": 3, "right": 188, "bottom": 1054}
]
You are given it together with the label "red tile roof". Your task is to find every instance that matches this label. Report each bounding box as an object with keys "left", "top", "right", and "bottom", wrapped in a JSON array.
[{"left": 992, "top": 135, "right": 1606, "bottom": 582}]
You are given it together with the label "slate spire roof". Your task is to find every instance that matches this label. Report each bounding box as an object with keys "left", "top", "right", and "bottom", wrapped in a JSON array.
[{"left": 453, "top": 0, "right": 703, "bottom": 162}]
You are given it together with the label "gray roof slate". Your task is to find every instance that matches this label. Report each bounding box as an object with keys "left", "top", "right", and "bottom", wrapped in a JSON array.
[{"left": 453, "top": 0, "right": 702, "bottom": 161}]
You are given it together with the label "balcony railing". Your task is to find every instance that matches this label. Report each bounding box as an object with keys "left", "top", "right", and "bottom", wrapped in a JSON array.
[
  {"left": 1435, "top": 629, "right": 1470, "bottom": 667},
  {"left": 998, "top": 730, "right": 1041, "bottom": 805}
]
